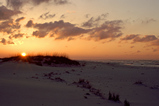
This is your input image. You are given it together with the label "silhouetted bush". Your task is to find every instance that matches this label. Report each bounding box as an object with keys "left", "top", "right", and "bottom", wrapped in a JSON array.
[
  {"left": 73, "top": 79, "right": 92, "bottom": 89},
  {"left": 108, "top": 92, "right": 112, "bottom": 100},
  {"left": 108, "top": 92, "right": 120, "bottom": 102},
  {"left": 124, "top": 99, "right": 130, "bottom": 106},
  {"left": 134, "top": 81, "right": 143, "bottom": 85},
  {"left": 54, "top": 77, "right": 66, "bottom": 82}
]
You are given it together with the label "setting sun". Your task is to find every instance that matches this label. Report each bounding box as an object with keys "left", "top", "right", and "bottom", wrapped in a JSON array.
[{"left": 21, "top": 52, "right": 27, "bottom": 57}]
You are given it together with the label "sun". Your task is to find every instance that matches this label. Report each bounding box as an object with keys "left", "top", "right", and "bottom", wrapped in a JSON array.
[{"left": 21, "top": 52, "right": 27, "bottom": 57}]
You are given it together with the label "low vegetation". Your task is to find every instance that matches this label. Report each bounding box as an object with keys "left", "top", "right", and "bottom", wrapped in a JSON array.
[
  {"left": 108, "top": 92, "right": 120, "bottom": 102},
  {"left": 124, "top": 99, "right": 130, "bottom": 106},
  {"left": 1, "top": 55, "right": 80, "bottom": 66},
  {"left": 73, "top": 79, "right": 105, "bottom": 99}
]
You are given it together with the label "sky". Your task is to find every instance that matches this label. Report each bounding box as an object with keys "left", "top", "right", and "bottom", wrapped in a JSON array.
[{"left": 0, "top": 0, "right": 159, "bottom": 60}]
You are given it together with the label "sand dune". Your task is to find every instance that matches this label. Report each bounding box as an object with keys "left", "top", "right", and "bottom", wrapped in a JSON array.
[{"left": 0, "top": 60, "right": 159, "bottom": 106}]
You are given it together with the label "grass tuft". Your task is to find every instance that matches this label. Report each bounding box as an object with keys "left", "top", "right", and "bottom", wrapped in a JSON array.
[
  {"left": 108, "top": 92, "right": 120, "bottom": 102},
  {"left": 124, "top": 99, "right": 130, "bottom": 106}
]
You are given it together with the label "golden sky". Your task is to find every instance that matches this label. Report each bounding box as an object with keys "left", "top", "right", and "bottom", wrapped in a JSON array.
[{"left": 0, "top": 0, "right": 159, "bottom": 60}]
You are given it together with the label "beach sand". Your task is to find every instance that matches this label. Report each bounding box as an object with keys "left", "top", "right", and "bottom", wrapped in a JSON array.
[{"left": 0, "top": 61, "right": 159, "bottom": 106}]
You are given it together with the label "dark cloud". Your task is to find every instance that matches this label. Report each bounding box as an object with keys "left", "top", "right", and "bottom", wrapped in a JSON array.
[
  {"left": 32, "top": 0, "right": 70, "bottom": 5},
  {"left": 15, "top": 17, "right": 25, "bottom": 22},
  {"left": 25, "top": 20, "right": 34, "bottom": 27},
  {"left": 53, "top": 0, "right": 69, "bottom": 5},
  {"left": 6, "top": 0, "right": 51, "bottom": 10},
  {"left": 151, "top": 39, "right": 159, "bottom": 46},
  {"left": 85, "top": 14, "right": 90, "bottom": 18},
  {"left": 0, "top": 38, "right": 14, "bottom": 45},
  {"left": 142, "top": 18, "right": 157, "bottom": 24},
  {"left": 130, "top": 46, "right": 134, "bottom": 48},
  {"left": 134, "top": 35, "right": 158, "bottom": 42},
  {"left": 25, "top": 19, "right": 123, "bottom": 41},
  {"left": 12, "top": 33, "right": 24, "bottom": 39},
  {"left": 32, "top": 30, "right": 48, "bottom": 38},
  {"left": 82, "top": 13, "right": 108, "bottom": 28},
  {"left": 39, "top": 12, "right": 56, "bottom": 20},
  {"left": 67, "top": 37, "right": 75, "bottom": 41},
  {"left": 121, "top": 34, "right": 158, "bottom": 43},
  {"left": 6, "top": 0, "right": 69, "bottom": 10},
  {"left": 82, "top": 17, "right": 94, "bottom": 28},
  {"left": 121, "top": 34, "right": 139, "bottom": 41},
  {"left": 6, "top": 0, "right": 26, "bottom": 10},
  {"left": 31, "top": 0, "right": 51, "bottom": 5},
  {"left": 0, "top": 5, "right": 22, "bottom": 20},
  {"left": 0, "top": 19, "right": 21, "bottom": 34},
  {"left": 87, "top": 20, "right": 123, "bottom": 41},
  {"left": 28, "top": 20, "right": 89, "bottom": 39},
  {"left": 55, "top": 25, "right": 89, "bottom": 40},
  {"left": 60, "top": 14, "right": 65, "bottom": 19},
  {"left": 151, "top": 48, "right": 158, "bottom": 52},
  {"left": 121, "top": 34, "right": 159, "bottom": 47}
]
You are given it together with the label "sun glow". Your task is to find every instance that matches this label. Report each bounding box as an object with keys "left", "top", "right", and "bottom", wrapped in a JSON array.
[{"left": 21, "top": 52, "right": 27, "bottom": 57}]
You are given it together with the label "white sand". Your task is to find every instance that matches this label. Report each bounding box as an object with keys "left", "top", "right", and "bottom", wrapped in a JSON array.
[{"left": 0, "top": 61, "right": 159, "bottom": 106}]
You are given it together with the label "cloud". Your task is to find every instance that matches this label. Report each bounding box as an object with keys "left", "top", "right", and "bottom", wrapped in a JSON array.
[
  {"left": 53, "top": 0, "right": 69, "bottom": 5},
  {"left": 6, "top": 0, "right": 27, "bottom": 10},
  {"left": 32, "top": 30, "right": 48, "bottom": 38},
  {"left": 55, "top": 25, "right": 89, "bottom": 40},
  {"left": 121, "top": 34, "right": 159, "bottom": 47},
  {"left": 151, "top": 39, "right": 159, "bottom": 46},
  {"left": 25, "top": 20, "right": 34, "bottom": 27},
  {"left": 67, "top": 37, "right": 75, "bottom": 41},
  {"left": 0, "top": 38, "right": 14, "bottom": 45},
  {"left": 134, "top": 35, "right": 158, "bottom": 42},
  {"left": 6, "top": 0, "right": 51, "bottom": 10},
  {"left": 0, "top": 5, "right": 22, "bottom": 20},
  {"left": 0, "top": 19, "right": 21, "bottom": 34},
  {"left": 25, "top": 19, "right": 123, "bottom": 41},
  {"left": 121, "top": 34, "right": 158, "bottom": 43},
  {"left": 121, "top": 34, "right": 139, "bottom": 41},
  {"left": 6, "top": 0, "right": 69, "bottom": 10},
  {"left": 11, "top": 33, "right": 24, "bottom": 39},
  {"left": 15, "top": 17, "right": 25, "bottom": 22},
  {"left": 87, "top": 20, "right": 123, "bottom": 41},
  {"left": 82, "top": 17, "right": 94, "bottom": 28},
  {"left": 82, "top": 14, "right": 108, "bottom": 28},
  {"left": 85, "top": 14, "right": 90, "bottom": 18},
  {"left": 26, "top": 20, "right": 89, "bottom": 39},
  {"left": 142, "top": 18, "right": 157, "bottom": 24},
  {"left": 31, "top": 0, "right": 51, "bottom": 5},
  {"left": 137, "top": 50, "right": 141, "bottom": 53},
  {"left": 60, "top": 14, "right": 65, "bottom": 19},
  {"left": 39, "top": 12, "right": 56, "bottom": 20},
  {"left": 130, "top": 46, "right": 134, "bottom": 48},
  {"left": 152, "top": 48, "right": 158, "bottom": 52}
]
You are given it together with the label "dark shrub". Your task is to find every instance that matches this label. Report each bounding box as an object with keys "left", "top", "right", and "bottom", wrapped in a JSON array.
[
  {"left": 108, "top": 92, "right": 120, "bottom": 102},
  {"left": 134, "top": 81, "right": 143, "bottom": 85},
  {"left": 124, "top": 99, "right": 130, "bottom": 106}
]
